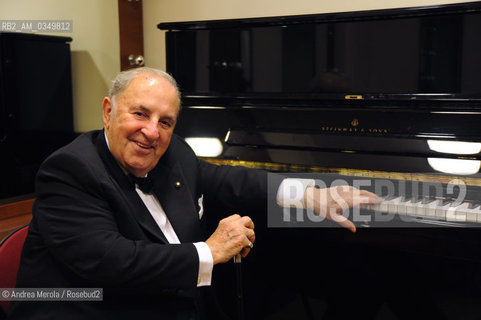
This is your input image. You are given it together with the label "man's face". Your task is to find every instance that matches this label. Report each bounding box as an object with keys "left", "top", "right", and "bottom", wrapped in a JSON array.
[{"left": 102, "top": 74, "right": 179, "bottom": 177}]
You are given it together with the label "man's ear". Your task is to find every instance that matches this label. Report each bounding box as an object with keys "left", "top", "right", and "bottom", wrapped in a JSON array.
[{"left": 102, "top": 97, "right": 113, "bottom": 129}]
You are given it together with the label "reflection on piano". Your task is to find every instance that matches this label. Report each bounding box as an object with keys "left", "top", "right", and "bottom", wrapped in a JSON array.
[{"left": 158, "top": 2, "right": 481, "bottom": 319}]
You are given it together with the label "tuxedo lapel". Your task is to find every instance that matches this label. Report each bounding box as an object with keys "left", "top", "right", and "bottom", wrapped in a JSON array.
[
  {"left": 94, "top": 131, "right": 169, "bottom": 244},
  {"left": 153, "top": 162, "right": 203, "bottom": 243}
]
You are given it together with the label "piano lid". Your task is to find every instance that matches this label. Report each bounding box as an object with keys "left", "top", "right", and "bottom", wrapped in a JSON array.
[{"left": 159, "top": 1, "right": 481, "bottom": 106}]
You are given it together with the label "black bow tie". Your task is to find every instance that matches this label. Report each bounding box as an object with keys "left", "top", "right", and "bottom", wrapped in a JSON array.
[{"left": 128, "top": 174, "right": 154, "bottom": 193}]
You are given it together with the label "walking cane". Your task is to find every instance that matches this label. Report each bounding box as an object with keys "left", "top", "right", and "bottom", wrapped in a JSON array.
[{"left": 234, "top": 253, "right": 244, "bottom": 320}]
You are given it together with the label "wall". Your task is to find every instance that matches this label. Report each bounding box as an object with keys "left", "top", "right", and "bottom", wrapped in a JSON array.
[
  {"left": 0, "top": 0, "right": 120, "bottom": 132},
  {"left": 143, "top": 0, "right": 479, "bottom": 71}
]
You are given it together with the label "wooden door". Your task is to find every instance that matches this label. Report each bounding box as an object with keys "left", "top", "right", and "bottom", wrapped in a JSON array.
[{"left": 118, "top": 0, "right": 144, "bottom": 71}]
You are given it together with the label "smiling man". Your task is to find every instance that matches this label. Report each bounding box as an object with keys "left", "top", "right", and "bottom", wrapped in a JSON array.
[
  {"left": 103, "top": 72, "right": 179, "bottom": 177},
  {"left": 7, "top": 68, "right": 264, "bottom": 320},
  {"left": 7, "top": 67, "right": 379, "bottom": 320}
]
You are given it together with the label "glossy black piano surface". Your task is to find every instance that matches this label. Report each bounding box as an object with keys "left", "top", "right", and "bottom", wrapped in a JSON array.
[
  {"left": 159, "top": 3, "right": 481, "bottom": 319},
  {"left": 160, "top": 2, "right": 481, "bottom": 101}
]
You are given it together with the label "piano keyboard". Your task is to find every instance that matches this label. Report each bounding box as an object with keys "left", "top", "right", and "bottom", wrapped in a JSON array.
[{"left": 362, "top": 197, "right": 481, "bottom": 225}]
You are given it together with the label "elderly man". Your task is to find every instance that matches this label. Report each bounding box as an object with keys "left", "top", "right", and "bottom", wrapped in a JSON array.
[{"left": 8, "top": 67, "right": 378, "bottom": 320}]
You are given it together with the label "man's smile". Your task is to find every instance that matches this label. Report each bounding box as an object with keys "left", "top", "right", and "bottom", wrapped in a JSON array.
[{"left": 132, "top": 140, "right": 156, "bottom": 150}]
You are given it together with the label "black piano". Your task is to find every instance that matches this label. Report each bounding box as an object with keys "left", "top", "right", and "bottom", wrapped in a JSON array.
[{"left": 158, "top": 2, "right": 481, "bottom": 319}]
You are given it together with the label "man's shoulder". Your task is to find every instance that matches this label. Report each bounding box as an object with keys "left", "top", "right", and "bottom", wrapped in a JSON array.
[
  {"left": 163, "top": 134, "right": 197, "bottom": 162},
  {"left": 49, "top": 130, "right": 101, "bottom": 158},
  {"left": 40, "top": 130, "right": 104, "bottom": 172},
  {"left": 35, "top": 130, "right": 110, "bottom": 193}
]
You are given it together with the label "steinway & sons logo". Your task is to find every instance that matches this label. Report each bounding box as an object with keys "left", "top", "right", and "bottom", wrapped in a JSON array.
[{"left": 321, "top": 118, "right": 388, "bottom": 134}]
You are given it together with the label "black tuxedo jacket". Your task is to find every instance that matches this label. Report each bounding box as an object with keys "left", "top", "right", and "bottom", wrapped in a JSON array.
[{"left": 8, "top": 130, "right": 274, "bottom": 320}]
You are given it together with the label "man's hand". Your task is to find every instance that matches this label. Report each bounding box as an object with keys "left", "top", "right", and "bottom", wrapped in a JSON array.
[
  {"left": 304, "top": 185, "right": 381, "bottom": 233},
  {"left": 205, "top": 214, "right": 255, "bottom": 265}
]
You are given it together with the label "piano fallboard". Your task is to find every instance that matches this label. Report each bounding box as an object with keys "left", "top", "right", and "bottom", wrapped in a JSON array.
[{"left": 178, "top": 104, "right": 481, "bottom": 142}]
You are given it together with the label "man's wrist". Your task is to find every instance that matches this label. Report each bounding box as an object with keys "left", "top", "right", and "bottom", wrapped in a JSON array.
[
  {"left": 276, "top": 178, "right": 316, "bottom": 208},
  {"left": 193, "top": 242, "right": 213, "bottom": 287}
]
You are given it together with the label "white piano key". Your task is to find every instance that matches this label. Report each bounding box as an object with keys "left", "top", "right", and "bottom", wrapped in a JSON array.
[
  {"left": 405, "top": 199, "right": 421, "bottom": 216},
  {"left": 446, "top": 202, "right": 469, "bottom": 222},
  {"left": 362, "top": 203, "right": 380, "bottom": 212},
  {"left": 435, "top": 201, "right": 452, "bottom": 220},
  {"left": 465, "top": 205, "right": 480, "bottom": 223},
  {"left": 456, "top": 202, "right": 471, "bottom": 222},
  {"left": 475, "top": 206, "right": 481, "bottom": 223},
  {"left": 387, "top": 196, "right": 403, "bottom": 215},
  {"left": 379, "top": 197, "right": 393, "bottom": 212},
  {"left": 396, "top": 198, "right": 409, "bottom": 216},
  {"left": 446, "top": 205, "right": 457, "bottom": 222},
  {"left": 424, "top": 199, "right": 442, "bottom": 218},
  {"left": 415, "top": 199, "right": 436, "bottom": 217}
]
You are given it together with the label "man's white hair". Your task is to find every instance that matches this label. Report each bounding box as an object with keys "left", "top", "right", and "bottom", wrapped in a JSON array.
[{"left": 108, "top": 67, "right": 181, "bottom": 112}]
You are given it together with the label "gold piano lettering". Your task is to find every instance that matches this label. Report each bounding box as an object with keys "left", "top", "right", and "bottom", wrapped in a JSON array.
[{"left": 320, "top": 126, "right": 388, "bottom": 134}]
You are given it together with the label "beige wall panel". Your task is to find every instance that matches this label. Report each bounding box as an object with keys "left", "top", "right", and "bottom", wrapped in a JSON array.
[{"left": 0, "top": 0, "right": 120, "bottom": 132}]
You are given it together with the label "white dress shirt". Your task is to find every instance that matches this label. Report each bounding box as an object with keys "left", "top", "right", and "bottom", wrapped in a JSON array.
[
  {"left": 105, "top": 134, "right": 212, "bottom": 286},
  {"left": 105, "top": 133, "right": 313, "bottom": 287},
  {"left": 134, "top": 188, "right": 213, "bottom": 287}
]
